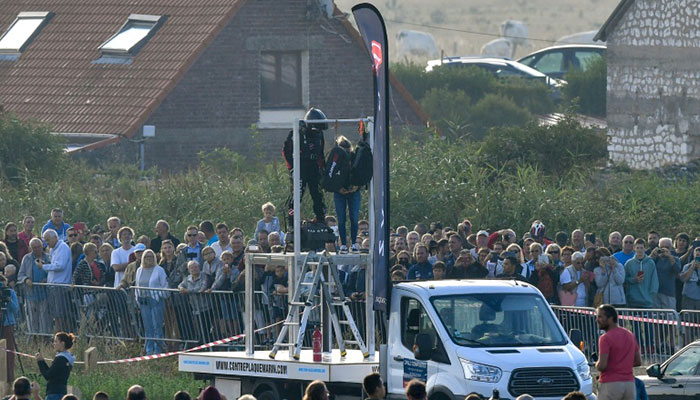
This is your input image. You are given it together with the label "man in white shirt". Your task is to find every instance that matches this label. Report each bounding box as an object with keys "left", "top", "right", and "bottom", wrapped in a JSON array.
[
  {"left": 38, "top": 229, "right": 72, "bottom": 332},
  {"left": 111, "top": 227, "right": 136, "bottom": 288},
  {"left": 211, "top": 223, "right": 233, "bottom": 258}
]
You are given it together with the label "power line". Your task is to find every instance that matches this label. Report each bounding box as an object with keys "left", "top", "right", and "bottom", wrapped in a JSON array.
[{"left": 384, "top": 19, "right": 559, "bottom": 44}]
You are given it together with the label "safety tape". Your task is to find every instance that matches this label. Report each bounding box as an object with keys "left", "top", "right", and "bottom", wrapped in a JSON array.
[{"left": 558, "top": 307, "right": 700, "bottom": 328}]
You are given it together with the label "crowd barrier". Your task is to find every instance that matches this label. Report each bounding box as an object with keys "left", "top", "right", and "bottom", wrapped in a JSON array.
[
  {"left": 552, "top": 306, "right": 700, "bottom": 364},
  {"left": 12, "top": 283, "right": 387, "bottom": 351}
]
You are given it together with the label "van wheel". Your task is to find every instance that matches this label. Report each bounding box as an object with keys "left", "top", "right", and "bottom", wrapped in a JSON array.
[{"left": 256, "top": 389, "right": 279, "bottom": 400}]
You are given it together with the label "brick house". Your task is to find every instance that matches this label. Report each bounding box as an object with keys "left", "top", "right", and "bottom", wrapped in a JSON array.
[
  {"left": 0, "top": 0, "right": 427, "bottom": 171},
  {"left": 595, "top": 0, "right": 700, "bottom": 169}
]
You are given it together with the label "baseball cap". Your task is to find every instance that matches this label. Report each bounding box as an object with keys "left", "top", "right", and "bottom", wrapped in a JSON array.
[
  {"left": 476, "top": 230, "right": 489, "bottom": 237},
  {"left": 73, "top": 222, "right": 87, "bottom": 232},
  {"left": 133, "top": 243, "right": 146, "bottom": 252}
]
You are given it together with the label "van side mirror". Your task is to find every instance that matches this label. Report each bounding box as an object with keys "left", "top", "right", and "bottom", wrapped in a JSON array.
[
  {"left": 569, "top": 329, "right": 583, "bottom": 347},
  {"left": 414, "top": 333, "right": 433, "bottom": 361},
  {"left": 647, "top": 364, "right": 662, "bottom": 378}
]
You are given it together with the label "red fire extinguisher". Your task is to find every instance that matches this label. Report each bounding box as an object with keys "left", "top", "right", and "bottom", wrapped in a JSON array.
[{"left": 312, "top": 325, "right": 322, "bottom": 362}]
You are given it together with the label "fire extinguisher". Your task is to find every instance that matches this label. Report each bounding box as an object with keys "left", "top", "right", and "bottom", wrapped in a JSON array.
[{"left": 312, "top": 325, "right": 322, "bottom": 362}]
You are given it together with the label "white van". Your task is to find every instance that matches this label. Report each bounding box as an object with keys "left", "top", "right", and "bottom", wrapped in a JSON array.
[{"left": 180, "top": 279, "right": 595, "bottom": 400}]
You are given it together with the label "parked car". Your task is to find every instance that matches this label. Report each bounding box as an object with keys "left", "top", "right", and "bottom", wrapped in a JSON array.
[
  {"left": 425, "top": 57, "right": 565, "bottom": 88},
  {"left": 517, "top": 44, "right": 606, "bottom": 79},
  {"left": 637, "top": 340, "right": 700, "bottom": 399}
]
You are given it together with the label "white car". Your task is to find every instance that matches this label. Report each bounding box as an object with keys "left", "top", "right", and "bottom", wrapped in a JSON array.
[
  {"left": 425, "top": 57, "right": 565, "bottom": 89},
  {"left": 638, "top": 340, "right": 700, "bottom": 399}
]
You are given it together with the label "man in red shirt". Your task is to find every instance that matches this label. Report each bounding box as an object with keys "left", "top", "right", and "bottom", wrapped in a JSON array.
[{"left": 595, "top": 305, "right": 642, "bottom": 400}]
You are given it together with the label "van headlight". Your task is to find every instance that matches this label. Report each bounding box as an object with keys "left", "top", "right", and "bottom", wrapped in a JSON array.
[
  {"left": 460, "top": 358, "right": 502, "bottom": 383},
  {"left": 577, "top": 360, "right": 591, "bottom": 381}
]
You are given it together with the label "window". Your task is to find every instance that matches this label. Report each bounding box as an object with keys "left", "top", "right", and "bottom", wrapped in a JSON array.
[
  {"left": 664, "top": 346, "right": 700, "bottom": 376},
  {"left": 0, "top": 12, "right": 52, "bottom": 53},
  {"left": 532, "top": 52, "right": 565, "bottom": 75},
  {"left": 99, "top": 14, "right": 164, "bottom": 55},
  {"left": 401, "top": 297, "right": 437, "bottom": 350},
  {"left": 261, "top": 51, "right": 302, "bottom": 109},
  {"left": 573, "top": 50, "right": 603, "bottom": 71}
]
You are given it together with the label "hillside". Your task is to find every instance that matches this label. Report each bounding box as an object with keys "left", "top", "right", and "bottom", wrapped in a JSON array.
[{"left": 335, "top": 0, "right": 619, "bottom": 62}]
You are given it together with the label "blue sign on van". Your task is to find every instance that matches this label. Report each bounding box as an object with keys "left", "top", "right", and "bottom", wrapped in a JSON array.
[{"left": 403, "top": 359, "right": 427, "bottom": 386}]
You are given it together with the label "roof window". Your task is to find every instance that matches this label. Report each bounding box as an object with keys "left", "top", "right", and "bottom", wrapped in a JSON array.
[
  {"left": 0, "top": 12, "right": 52, "bottom": 54},
  {"left": 99, "top": 14, "right": 165, "bottom": 55}
]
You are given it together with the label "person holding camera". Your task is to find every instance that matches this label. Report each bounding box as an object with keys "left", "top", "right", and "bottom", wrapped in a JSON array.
[
  {"left": 36, "top": 332, "right": 76, "bottom": 400},
  {"left": 652, "top": 238, "right": 681, "bottom": 309},
  {"left": 331, "top": 136, "right": 361, "bottom": 253},
  {"left": 1, "top": 273, "right": 19, "bottom": 383},
  {"left": 3, "top": 376, "right": 42, "bottom": 400},
  {"left": 680, "top": 246, "right": 700, "bottom": 310},
  {"left": 594, "top": 253, "right": 626, "bottom": 307}
]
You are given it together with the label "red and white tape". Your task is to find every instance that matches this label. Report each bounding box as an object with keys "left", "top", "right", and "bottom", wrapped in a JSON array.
[{"left": 558, "top": 307, "right": 700, "bottom": 328}]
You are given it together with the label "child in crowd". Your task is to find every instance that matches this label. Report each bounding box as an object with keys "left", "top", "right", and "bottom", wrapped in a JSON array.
[{"left": 255, "top": 202, "right": 282, "bottom": 242}]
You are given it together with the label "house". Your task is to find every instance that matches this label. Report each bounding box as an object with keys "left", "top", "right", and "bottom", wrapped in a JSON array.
[
  {"left": 0, "top": 0, "right": 427, "bottom": 171},
  {"left": 595, "top": 0, "right": 700, "bottom": 169}
]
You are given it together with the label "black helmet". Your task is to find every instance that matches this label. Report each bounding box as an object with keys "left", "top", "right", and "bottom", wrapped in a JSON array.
[{"left": 302, "top": 107, "right": 328, "bottom": 130}]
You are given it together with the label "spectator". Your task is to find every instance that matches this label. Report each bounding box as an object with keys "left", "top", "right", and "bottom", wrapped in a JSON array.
[
  {"left": 595, "top": 305, "right": 641, "bottom": 400},
  {"left": 200, "top": 386, "right": 227, "bottom": 400},
  {"left": 229, "top": 236, "right": 246, "bottom": 272},
  {"left": 496, "top": 256, "right": 525, "bottom": 281},
  {"left": 111, "top": 227, "right": 136, "bottom": 289},
  {"left": 476, "top": 247, "right": 491, "bottom": 268},
  {"left": 136, "top": 249, "right": 168, "bottom": 355},
  {"left": 651, "top": 238, "right": 681, "bottom": 309},
  {"left": 432, "top": 261, "right": 446, "bottom": 280},
  {"left": 3, "top": 222, "right": 29, "bottom": 263},
  {"left": 391, "top": 269, "right": 406, "bottom": 282},
  {"left": 524, "top": 243, "right": 558, "bottom": 303},
  {"left": 39, "top": 229, "right": 72, "bottom": 331},
  {"left": 0, "top": 273, "right": 19, "bottom": 383},
  {"left": 420, "top": 233, "right": 433, "bottom": 246},
  {"left": 117, "top": 243, "right": 146, "bottom": 289},
  {"left": 201, "top": 246, "right": 223, "bottom": 290},
  {"left": 405, "top": 379, "right": 426, "bottom": 400},
  {"left": 61, "top": 395, "right": 78, "bottom": 400},
  {"left": 181, "top": 225, "right": 203, "bottom": 266},
  {"left": 646, "top": 230, "right": 660, "bottom": 254},
  {"left": 451, "top": 251, "right": 488, "bottom": 279},
  {"left": 562, "top": 392, "right": 587, "bottom": 400},
  {"left": 348, "top": 260, "right": 367, "bottom": 300},
  {"left": 18, "top": 216, "right": 36, "bottom": 248},
  {"left": 179, "top": 261, "right": 212, "bottom": 343},
  {"left": 396, "top": 225, "right": 408, "bottom": 239},
  {"left": 18, "top": 237, "right": 51, "bottom": 333},
  {"left": 561, "top": 246, "right": 575, "bottom": 268},
  {"left": 65, "top": 228, "right": 79, "bottom": 247},
  {"left": 571, "top": 229, "right": 585, "bottom": 252},
  {"left": 594, "top": 254, "right": 627, "bottom": 307},
  {"left": 104, "top": 217, "right": 121, "bottom": 250},
  {"left": 93, "top": 392, "right": 109, "bottom": 400},
  {"left": 444, "top": 234, "right": 463, "bottom": 272},
  {"left": 69, "top": 242, "right": 82, "bottom": 273},
  {"left": 529, "top": 220, "right": 550, "bottom": 246},
  {"left": 559, "top": 252, "right": 590, "bottom": 307},
  {"left": 268, "top": 232, "right": 282, "bottom": 247},
  {"left": 72, "top": 243, "right": 107, "bottom": 286},
  {"left": 160, "top": 240, "right": 184, "bottom": 288},
  {"left": 624, "top": 239, "right": 659, "bottom": 309},
  {"left": 406, "top": 231, "right": 420, "bottom": 254},
  {"left": 255, "top": 202, "right": 282, "bottom": 243},
  {"left": 173, "top": 391, "right": 191, "bottom": 400},
  {"left": 199, "top": 220, "right": 218, "bottom": 246},
  {"left": 303, "top": 381, "right": 329, "bottom": 400},
  {"left": 673, "top": 232, "right": 690, "bottom": 259},
  {"left": 150, "top": 219, "right": 180, "bottom": 254},
  {"left": 471, "top": 231, "right": 489, "bottom": 258},
  {"left": 73, "top": 222, "right": 88, "bottom": 244},
  {"left": 41, "top": 209, "right": 71, "bottom": 242},
  {"left": 98, "top": 243, "right": 115, "bottom": 287},
  {"left": 212, "top": 223, "right": 232, "bottom": 258},
  {"left": 36, "top": 332, "right": 76, "bottom": 400},
  {"left": 608, "top": 231, "right": 622, "bottom": 254},
  {"left": 0, "top": 243, "right": 19, "bottom": 270},
  {"left": 514, "top": 395, "right": 533, "bottom": 400},
  {"left": 6, "top": 376, "right": 41, "bottom": 400},
  {"left": 358, "top": 220, "right": 369, "bottom": 236},
  {"left": 126, "top": 385, "right": 146, "bottom": 400},
  {"left": 363, "top": 372, "right": 385, "bottom": 400},
  {"left": 680, "top": 247, "right": 700, "bottom": 310},
  {"left": 135, "top": 235, "right": 151, "bottom": 251},
  {"left": 545, "top": 244, "right": 563, "bottom": 270},
  {"left": 237, "top": 396, "right": 255, "bottom": 400},
  {"left": 407, "top": 244, "right": 433, "bottom": 280},
  {"left": 613, "top": 235, "right": 635, "bottom": 267},
  {"left": 554, "top": 231, "right": 568, "bottom": 248},
  {"left": 257, "top": 230, "right": 271, "bottom": 253}
]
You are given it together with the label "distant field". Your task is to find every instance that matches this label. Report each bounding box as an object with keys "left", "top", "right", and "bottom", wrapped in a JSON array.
[{"left": 335, "top": 0, "right": 619, "bottom": 62}]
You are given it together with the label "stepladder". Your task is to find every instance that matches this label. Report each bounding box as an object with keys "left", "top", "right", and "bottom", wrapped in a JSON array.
[{"left": 268, "top": 251, "right": 369, "bottom": 360}]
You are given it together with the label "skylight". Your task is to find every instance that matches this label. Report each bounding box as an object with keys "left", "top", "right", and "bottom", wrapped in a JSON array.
[
  {"left": 0, "top": 12, "right": 52, "bottom": 53},
  {"left": 99, "top": 14, "right": 164, "bottom": 55}
]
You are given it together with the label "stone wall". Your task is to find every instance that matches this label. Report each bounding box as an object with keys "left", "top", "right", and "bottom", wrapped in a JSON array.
[{"left": 606, "top": 0, "right": 700, "bottom": 169}]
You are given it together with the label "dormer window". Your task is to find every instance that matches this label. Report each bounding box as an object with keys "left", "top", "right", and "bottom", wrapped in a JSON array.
[
  {"left": 99, "top": 14, "right": 164, "bottom": 56},
  {"left": 0, "top": 12, "right": 52, "bottom": 54}
]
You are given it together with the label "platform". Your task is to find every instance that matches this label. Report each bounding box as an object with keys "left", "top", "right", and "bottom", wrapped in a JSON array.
[{"left": 179, "top": 349, "right": 379, "bottom": 383}]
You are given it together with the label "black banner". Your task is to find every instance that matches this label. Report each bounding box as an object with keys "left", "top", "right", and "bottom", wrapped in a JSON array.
[{"left": 352, "top": 3, "right": 390, "bottom": 312}]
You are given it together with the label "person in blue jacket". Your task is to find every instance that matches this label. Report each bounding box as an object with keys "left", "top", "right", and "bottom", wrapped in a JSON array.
[
  {"left": 41, "top": 208, "right": 71, "bottom": 242},
  {"left": 1, "top": 273, "right": 19, "bottom": 383}
]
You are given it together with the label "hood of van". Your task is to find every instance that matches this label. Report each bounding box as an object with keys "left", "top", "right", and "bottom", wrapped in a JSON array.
[{"left": 456, "top": 343, "right": 585, "bottom": 372}]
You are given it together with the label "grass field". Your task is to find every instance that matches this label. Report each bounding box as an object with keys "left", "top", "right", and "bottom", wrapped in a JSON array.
[{"left": 335, "top": 0, "right": 619, "bottom": 61}]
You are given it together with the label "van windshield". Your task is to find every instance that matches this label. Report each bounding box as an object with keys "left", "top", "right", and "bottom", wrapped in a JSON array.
[{"left": 431, "top": 293, "right": 567, "bottom": 347}]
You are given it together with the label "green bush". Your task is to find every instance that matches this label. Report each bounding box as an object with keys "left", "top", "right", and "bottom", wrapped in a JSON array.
[
  {"left": 478, "top": 114, "right": 608, "bottom": 175},
  {"left": 496, "top": 77, "right": 555, "bottom": 115},
  {"left": 419, "top": 88, "right": 471, "bottom": 140},
  {"left": 0, "top": 112, "right": 67, "bottom": 183},
  {"left": 391, "top": 63, "right": 498, "bottom": 102},
  {"left": 469, "top": 94, "right": 533, "bottom": 140},
  {"left": 563, "top": 56, "right": 607, "bottom": 117}
]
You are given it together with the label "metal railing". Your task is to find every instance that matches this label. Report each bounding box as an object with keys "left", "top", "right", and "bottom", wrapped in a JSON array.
[
  {"left": 553, "top": 306, "right": 700, "bottom": 364},
  {"left": 12, "top": 282, "right": 386, "bottom": 352}
]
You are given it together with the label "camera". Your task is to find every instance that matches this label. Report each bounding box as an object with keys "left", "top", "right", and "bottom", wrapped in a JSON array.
[
  {"left": 600, "top": 256, "right": 610, "bottom": 264},
  {"left": 185, "top": 252, "right": 197, "bottom": 259},
  {"left": 0, "top": 281, "right": 11, "bottom": 309}
]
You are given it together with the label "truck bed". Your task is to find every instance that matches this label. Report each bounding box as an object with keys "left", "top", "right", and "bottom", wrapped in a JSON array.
[{"left": 179, "top": 349, "right": 379, "bottom": 383}]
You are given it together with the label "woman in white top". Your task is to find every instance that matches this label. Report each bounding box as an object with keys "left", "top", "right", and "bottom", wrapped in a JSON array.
[
  {"left": 135, "top": 249, "right": 168, "bottom": 355},
  {"left": 559, "top": 252, "right": 590, "bottom": 307}
]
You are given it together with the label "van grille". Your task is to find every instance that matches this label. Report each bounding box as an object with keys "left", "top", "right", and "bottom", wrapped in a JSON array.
[{"left": 508, "top": 367, "right": 579, "bottom": 397}]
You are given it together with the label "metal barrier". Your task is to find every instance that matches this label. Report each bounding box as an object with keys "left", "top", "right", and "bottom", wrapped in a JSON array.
[
  {"left": 552, "top": 306, "right": 700, "bottom": 365},
  {"left": 13, "top": 282, "right": 386, "bottom": 352}
]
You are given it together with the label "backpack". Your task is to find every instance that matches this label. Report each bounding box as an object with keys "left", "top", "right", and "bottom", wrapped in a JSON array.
[
  {"left": 301, "top": 221, "right": 336, "bottom": 251},
  {"left": 350, "top": 139, "right": 373, "bottom": 186},
  {"left": 321, "top": 146, "right": 350, "bottom": 192}
]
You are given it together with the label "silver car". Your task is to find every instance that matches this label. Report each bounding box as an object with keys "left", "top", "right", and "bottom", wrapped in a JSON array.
[{"left": 637, "top": 340, "right": 700, "bottom": 399}]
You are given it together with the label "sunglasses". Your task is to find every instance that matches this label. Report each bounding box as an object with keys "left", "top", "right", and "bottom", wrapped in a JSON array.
[
  {"left": 549, "top": 251, "right": 560, "bottom": 254},
  {"left": 68, "top": 234, "right": 78, "bottom": 237},
  {"left": 187, "top": 233, "right": 197, "bottom": 237}
]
